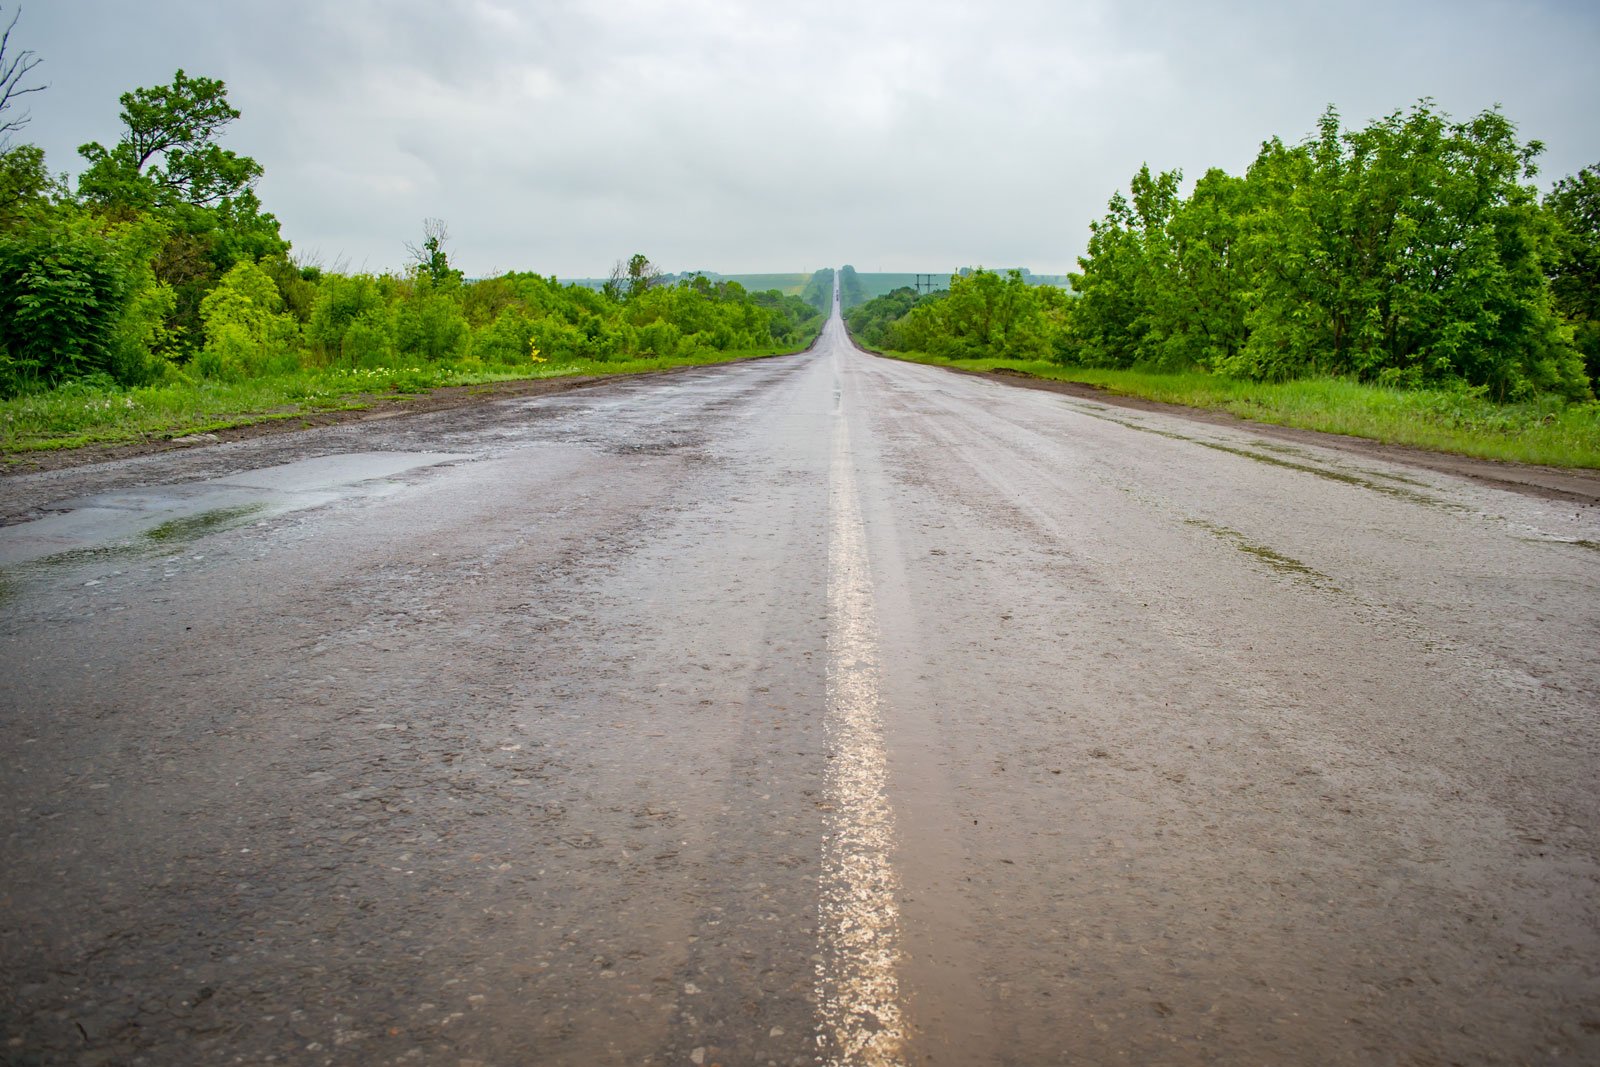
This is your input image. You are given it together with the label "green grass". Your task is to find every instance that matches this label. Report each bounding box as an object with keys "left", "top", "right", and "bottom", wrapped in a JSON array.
[
  {"left": 875, "top": 350, "right": 1600, "bottom": 469},
  {"left": 1, "top": 339, "right": 816, "bottom": 457}
]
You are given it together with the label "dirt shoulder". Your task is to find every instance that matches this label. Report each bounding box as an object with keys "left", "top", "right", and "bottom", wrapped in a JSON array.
[{"left": 928, "top": 361, "right": 1600, "bottom": 507}]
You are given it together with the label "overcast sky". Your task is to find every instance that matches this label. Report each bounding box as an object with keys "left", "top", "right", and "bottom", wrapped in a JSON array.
[{"left": 14, "top": 0, "right": 1600, "bottom": 278}]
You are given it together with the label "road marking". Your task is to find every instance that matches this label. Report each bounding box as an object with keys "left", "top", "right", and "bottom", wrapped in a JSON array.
[{"left": 815, "top": 411, "right": 906, "bottom": 1066}]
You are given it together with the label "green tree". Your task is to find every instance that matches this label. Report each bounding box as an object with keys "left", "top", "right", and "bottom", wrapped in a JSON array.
[
  {"left": 892, "top": 269, "right": 1056, "bottom": 360},
  {"left": 257, "top": 254, "right": 320, "bottom": 324},
  {"left": 0, "top": 141, "right": 49, "bottom": 225},
  {"left": 1546, "top": 164, "right": 1600, "bottom": 386},
  {"left": 1238, "top": 103, "right": 1585, "bottom": 397},
  {"left": 197, "top": 259, "right": 298, "bottom": 378},
  {"left": 0, "top": 7, "right": 52, "bottom": 229},
  {"left": 1067, "top": 176, "right": 1164, "bottom": 367},
  {"left": 623, "top": 253, "right": 660, "bottom": 299},
  {"left": 393, "top": 280, "right": 468, "bottom": 362},
  {"left": 470, "top": 306, "right": 540, "bottom": 364},
  {"left": 307, "top": 274, "right": 391, "bottom": 365},
  {"left": 1068, "top": 102, "right": 1588, "bottom": 399},
  {"left": 838, "top": 265, "right": 867, "bottom": 310},
  {"left": 845, "top": 286, "right": 923, "bottom": 348},
  {"left": 74, "top": 71, "right": 286, "bottom": 353},
  {"left": 77, "top": 70, "right": 262, "bottom": 210},
  {"left": 800, "top": 268, "right": 835, "bottom": 314},
  {"left": 0, "top": 221, "right": 126, "bottom": 391},
  {"left": 406, "top": 218, "right": 463, "bottom": 288}
]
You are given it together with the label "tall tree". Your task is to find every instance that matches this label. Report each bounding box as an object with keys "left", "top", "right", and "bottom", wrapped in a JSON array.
[
  {"left": 75, "top": 71, "right": 285, "bottom": 351},
  {"left": 0, "top": 5, "right": 48, "bottom": 226},
  {"left": 606, "top": 252, "right": 660, "bottom": 301},
  {"left": 1546, "top": 164, "right": 1600, "bottom": 387},
  {"left": 1238, "top": 102, "right": 1584, "bottom": 397},
  {"left": 406, "top": 217, "right": 463, "bottom": 288},
  {"left": 77, "top": 70, "right": 262, "bottom": 210}
]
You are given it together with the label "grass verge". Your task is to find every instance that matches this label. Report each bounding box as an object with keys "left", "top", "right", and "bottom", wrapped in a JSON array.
[
  {"left": 874, "top": 350, "right": 1600, "bottom": 469},
  {"left": 1, "top": 341, "right": 813, "bottom": 457}
]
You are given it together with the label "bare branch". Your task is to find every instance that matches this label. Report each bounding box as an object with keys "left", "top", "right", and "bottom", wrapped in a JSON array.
[
  {"left": 404, "top": 217, "right": 451, "bottom": 268},
  {"left": 0, "top": 7, "right": 46, "bottom": 145}
]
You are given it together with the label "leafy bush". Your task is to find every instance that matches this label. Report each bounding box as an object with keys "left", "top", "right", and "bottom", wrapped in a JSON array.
[
  {"left": 198, "top": 259, "right": 300, "bottom": 378},
  {"left": 0, "top": 225, "right": 129, "bottom": 395},
  {"left": 307, "top": 274, "right": 390, "bottom": 365},
  {"left": 392, "top": 285, "right": 468, "bottom": 362}
]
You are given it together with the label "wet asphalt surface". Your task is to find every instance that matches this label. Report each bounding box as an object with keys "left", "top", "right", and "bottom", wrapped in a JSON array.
[{"left": 3, "top": 304, "right": 1600, "bottom": 1066}]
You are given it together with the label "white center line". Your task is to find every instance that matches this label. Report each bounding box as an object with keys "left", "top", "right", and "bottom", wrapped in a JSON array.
[{"left": 815, "top": 405, "right": 906, "bottom": 1067}]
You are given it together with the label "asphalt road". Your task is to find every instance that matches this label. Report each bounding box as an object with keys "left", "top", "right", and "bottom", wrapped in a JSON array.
[{"left": 3, "top": 303, "right": 1599, "bottom": 1066}]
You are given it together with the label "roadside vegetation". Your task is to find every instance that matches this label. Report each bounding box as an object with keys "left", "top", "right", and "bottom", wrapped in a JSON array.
[
  {"left": 0, "top": 20, "right": 822, "bottom": 454},
  {"left": 848, "top": 102, "right": 1600, "bottom": 467},
  {"left": 837, "top": 265, "right": 1070, "bottom": 310}
]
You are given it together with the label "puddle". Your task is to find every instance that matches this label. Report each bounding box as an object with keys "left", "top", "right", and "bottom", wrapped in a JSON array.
[
  {"left": 208, "top": 452, "right": 469, "bottom": 492},
  {"left": 0, "top": 451, "right": 470, "bottom": 567},
  {"left": 1183, "top": 518, "right": 1340, "bottom": 590}
]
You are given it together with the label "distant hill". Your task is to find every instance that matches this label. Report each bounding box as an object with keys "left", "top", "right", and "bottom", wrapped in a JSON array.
[
  {"left": 852, "top": 270, "right": 1072, "bottom": 302},
  {"left": 552, "top": 267, "right": 1070, "bottom": 311},
  {"left": 710, "top": 273, "right": 813, "bottom": 295},
  {"left": 560, "top": 271, "right": 818, "bottom": 297}
]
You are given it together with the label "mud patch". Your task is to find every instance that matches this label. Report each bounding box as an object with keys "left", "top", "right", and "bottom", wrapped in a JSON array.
[
  {"left": 608, "top": 437, "right": 707, "bottom": 458},
  {"left": 1, "top": 505, "right": 269, "bottom": 589},
  {"left": 1197, "top": 440, "right": 1455, "bottom": 510},
  {"left": 11, "top": 541, "right": 146, "bottom": 571},
  {"left": 146, "top": 504, "right": 267, "bottom": 543},
  {"left": 1183, "top": 518, "right": 1340, "bottom": 590}
]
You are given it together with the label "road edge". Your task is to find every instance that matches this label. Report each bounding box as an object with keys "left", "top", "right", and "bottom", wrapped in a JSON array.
[
  {"left": 0, "top": 350, "right": 807, "bottom": 478},
  {"left": 859, "top": 349, "right": 1600, "bottom": 507}
]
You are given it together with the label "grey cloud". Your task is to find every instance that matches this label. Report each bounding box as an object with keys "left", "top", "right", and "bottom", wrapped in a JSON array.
[{"left": 18, "top": 0, "right": 1600, "bottom": 277}]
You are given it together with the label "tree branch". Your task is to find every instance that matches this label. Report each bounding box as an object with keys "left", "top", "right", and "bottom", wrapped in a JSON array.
[{"left": 0, "top": 6, "right": 46, "bottom": 142}]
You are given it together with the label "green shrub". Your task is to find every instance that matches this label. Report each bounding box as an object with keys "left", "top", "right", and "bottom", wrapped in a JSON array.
[{"left": 0, "top": 227, "right": 130, "bottom": 394}]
